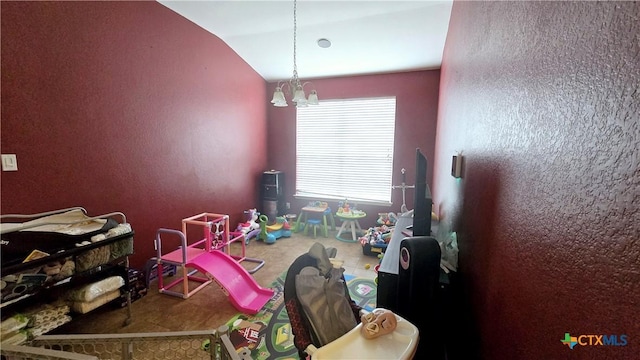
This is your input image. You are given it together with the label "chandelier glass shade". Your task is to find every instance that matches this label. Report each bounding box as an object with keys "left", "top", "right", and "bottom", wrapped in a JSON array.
[{"left": 270, "top": 0, "right": 318, "bottom": 108}]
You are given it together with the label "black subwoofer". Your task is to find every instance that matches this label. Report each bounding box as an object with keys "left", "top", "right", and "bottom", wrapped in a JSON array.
[{"left": 397, "top": 236, "right": 443, "bottom": 360}]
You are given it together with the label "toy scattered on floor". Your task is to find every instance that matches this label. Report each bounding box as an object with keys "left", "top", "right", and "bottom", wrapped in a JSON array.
[
  {"left": 256, "top": 214, "right": 291, "bottom": 244},
  {"left": 376, "top": 212, "right": 398, "bottom": 226},
  {"left": 200, "top": 339, "right": 210, "bottom": 352},
  {"left": 284, "top": 214, "right": 298, "bottom": 232},
  {"left": 359, "top": 225, "right": 393, "bottom": 247},
  {"left": 365, "top": 264, "right": 371, "bottom": 270},
  {"left": 373, "top": 263, "right": 381, "bottom": 285},
  {"left": 236, "top": 209, "right": 261, "bottom": 244},
  {"left": 360, "top": 225, "right": 394, "bottom": 257}
]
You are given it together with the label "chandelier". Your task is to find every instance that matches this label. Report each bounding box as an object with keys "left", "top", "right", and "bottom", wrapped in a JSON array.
[{"left": 270, "top": 0, "right": 319, "bottom": 108}]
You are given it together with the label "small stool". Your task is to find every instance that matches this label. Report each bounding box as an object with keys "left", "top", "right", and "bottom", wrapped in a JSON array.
[{"left": 303, "top": 218, "right": 326, "bottom": 238}]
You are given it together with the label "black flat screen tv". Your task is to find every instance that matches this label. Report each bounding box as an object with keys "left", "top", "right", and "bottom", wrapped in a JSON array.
[{"left": 413, "top": 148, "right": 432, "bottom": 236}]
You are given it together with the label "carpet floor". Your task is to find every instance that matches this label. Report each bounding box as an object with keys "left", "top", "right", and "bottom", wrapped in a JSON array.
[
  {"left": 55, "top": 232, "right": 379, "bottom": 335},
  {"left": 224, "top": 272, "right": 377, "bottom": 360}
]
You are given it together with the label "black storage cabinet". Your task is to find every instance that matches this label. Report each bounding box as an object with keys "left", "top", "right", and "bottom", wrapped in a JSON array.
[{"left": 261, "top": 170, "right": 286, "bottom": 223}]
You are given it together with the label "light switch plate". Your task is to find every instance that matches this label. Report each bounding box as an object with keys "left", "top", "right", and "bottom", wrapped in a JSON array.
[
  {"left": 451, "top": 155, "right": 463, "bottom": 178},
  {"left": 1, "top": 154, "right": 18, "bottom": 171}
]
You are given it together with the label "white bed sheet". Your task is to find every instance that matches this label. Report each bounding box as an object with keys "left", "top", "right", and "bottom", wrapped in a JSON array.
[{"left": 0, "top": 209, "right": 106, "bottom": 235}]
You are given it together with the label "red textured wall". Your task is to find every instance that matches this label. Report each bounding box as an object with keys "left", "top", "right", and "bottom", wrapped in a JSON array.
[
  {"left": 266, "top": 71, "right": 440, "bottom": 224},
  {"left": 0, "top": 1, "right": 268, "bottom": 268},
  {"left": 434, "top": 1, "right": 639, "bottom": 359}
]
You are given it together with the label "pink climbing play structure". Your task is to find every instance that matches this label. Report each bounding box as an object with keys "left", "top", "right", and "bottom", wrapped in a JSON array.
[{"left": 154, "top": 212, "right": 273, "bottom": 314}]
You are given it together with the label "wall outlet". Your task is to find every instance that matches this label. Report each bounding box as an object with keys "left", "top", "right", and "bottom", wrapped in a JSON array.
[
  {"left": 286, "top": 202, "right": 291, "bottom": 209},
  {"left": 1, "top": 154, "right": 18, "bottom": 171}
]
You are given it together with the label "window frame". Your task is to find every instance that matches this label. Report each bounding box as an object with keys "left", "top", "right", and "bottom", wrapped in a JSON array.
[{"left": 294, "top": 96, "right": 397, "bottom": 206}]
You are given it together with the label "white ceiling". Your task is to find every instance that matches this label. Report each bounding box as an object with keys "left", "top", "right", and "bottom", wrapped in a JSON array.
[{"left": 158, "top": 0, "right": 453, "bottom": 82}]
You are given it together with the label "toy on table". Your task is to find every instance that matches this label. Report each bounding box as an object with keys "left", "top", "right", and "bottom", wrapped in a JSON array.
[
  {"left": 334, "top": 200, "right": 367, "bottom": 242},
  {"left": 337, "top": 200, "right": 365, "bottom": 217},
  {"left": 309, "top": 200, "right": 328, "bottom": 208},
  {"left": 256, "top": 214, "right": 292, "bottom": 244},
  {"left": 361, "top": 308, "right": 398, "bottom": 339}
]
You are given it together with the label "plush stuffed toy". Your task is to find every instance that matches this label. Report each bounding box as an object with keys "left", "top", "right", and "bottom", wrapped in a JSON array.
[{"left": 360, "top": 308, "right": 398, "bottom": 339}]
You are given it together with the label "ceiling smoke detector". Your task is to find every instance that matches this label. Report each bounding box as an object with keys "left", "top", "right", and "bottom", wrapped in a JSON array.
[{"left": 317, "top": 38, "right": 331, "bottom": 48}]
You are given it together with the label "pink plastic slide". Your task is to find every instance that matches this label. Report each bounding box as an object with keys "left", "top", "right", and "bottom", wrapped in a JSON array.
[{"left": 188, "top": 251, "right": 274, "bottom": 314}]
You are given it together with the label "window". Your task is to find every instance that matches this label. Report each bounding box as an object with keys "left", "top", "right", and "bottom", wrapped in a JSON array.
[{"left": 296, "top": 97, "right": 396, "bottom": 205}]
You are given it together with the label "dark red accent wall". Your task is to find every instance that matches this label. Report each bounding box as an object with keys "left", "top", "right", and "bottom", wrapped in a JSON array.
[
  {"left": 434, "top": 1, "right": 639, "bottom": 359},
  {"left": 266, "top": 71, "right": 440, "bottom": 223},
  {"left": 1, "top": 1, "right": 268, "bottom": 268}
]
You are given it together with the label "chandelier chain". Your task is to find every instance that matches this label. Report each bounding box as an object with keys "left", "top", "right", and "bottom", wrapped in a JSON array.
[
  {"left": 271, "top": 0, "right": 318, "bottom": 107},
  {"left": 292, "top": 0, "right": 299, "bottom": 83}
]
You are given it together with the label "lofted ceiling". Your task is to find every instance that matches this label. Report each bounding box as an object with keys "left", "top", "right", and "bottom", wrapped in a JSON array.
[{"left": 158, "top": 0, "right": 453, "bottom": 82}]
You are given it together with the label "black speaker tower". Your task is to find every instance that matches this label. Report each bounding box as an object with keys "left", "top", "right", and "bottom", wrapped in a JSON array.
[{"left": 261, "top": 170, "right": 285, "bottom": 223}]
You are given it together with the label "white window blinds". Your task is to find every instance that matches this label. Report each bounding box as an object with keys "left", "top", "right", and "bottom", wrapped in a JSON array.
[{"left": 296, "top": 97, "right": 396, "bottom": 204}]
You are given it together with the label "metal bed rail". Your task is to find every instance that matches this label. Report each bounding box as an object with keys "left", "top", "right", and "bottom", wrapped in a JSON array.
[{"left": 1, "top": 327, "right": 240, "bottom": 360}]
